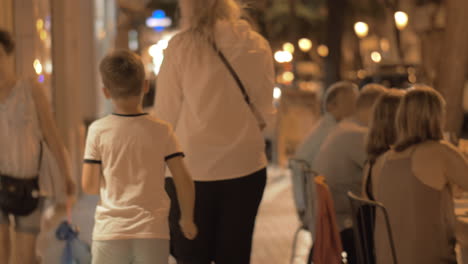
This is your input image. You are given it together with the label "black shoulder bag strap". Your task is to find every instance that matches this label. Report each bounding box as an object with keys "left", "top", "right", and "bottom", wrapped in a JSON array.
[
  {"left": 210, "top": 42, "right": 266, "bottom": 130},
  {"left": 37, "top": 141, "right": 43, "bottom": 174},
  {"left": 210, "top": 41, "right": 252, "bottom": 105}
]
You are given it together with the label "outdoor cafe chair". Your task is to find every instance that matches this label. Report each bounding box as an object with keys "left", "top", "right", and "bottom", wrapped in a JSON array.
[
  {"left": 289, "top": 158, "right": 317, "bottom": 264},
  {"left": 347, "top": 191, "right": 398, "bottom": 264}
]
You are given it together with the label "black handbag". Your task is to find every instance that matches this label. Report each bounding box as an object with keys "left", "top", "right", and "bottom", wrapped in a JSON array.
[
  {"left": 0, "top": 175, "right": 40, "bottom": 216},
  {"left": 0, "top": 143, "right": 42, "bottom": 216}
]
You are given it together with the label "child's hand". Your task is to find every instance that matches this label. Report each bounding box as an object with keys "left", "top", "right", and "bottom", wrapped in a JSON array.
[{"left": 179, "top": 219, "right": 197, "bottom": 240}]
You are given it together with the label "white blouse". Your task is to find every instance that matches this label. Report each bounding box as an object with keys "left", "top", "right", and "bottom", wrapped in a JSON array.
[
  {"left": 154, "top": 20, "right": 275, "bottom": 181},
  {"left": 0, "top": 79, "right": 41, "bottom": 178}
]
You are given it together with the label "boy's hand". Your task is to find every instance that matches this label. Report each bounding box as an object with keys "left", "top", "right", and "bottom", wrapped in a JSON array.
[{"left": 179, "top": 219, "right": 197, "bottom": 240}]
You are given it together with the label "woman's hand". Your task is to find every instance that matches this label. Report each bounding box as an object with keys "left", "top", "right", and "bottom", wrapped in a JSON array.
[{"left": 179, "top": 218, "right": 198, "bottom": 240}]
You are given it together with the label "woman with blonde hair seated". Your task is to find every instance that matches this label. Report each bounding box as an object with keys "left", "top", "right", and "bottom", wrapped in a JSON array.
[
  {"left": 363, "top": 89, "right": 405, "bottom": 200},
  {"left": 374, "top": 86, "right": 468, "bottom": 264},
  {"left": 354, "top": 89, "right": 404, "bottom": 264}
]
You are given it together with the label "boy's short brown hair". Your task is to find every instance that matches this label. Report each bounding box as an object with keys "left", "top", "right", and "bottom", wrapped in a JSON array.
[
  {"left": 0, "top": 29, "right": 15, "bottom": 55},
  {"left": 99, "top": 50, "right": 145, "bottom": 98}
]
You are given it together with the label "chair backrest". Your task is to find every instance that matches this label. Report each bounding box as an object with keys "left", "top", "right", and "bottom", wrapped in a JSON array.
[
  {"left": 313, "top": 176, "right": 345, "bottom": 264},
  {"left": 347, "top": 191, "right": 398, "bottom": 264},
  {"left": 289, "top": 159, "right": 316, "bottom": 229}
]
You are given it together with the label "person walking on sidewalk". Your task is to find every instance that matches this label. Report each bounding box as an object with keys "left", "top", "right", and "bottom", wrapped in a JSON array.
[
  {"left": 0, "top": 29, "right": 75, "bottom": 264},
  {"left": 154, "top": 0, "right": 275, "bottom": 263},
  {"left": 82, "top": 50, "right": 197, "bottom": 264}
]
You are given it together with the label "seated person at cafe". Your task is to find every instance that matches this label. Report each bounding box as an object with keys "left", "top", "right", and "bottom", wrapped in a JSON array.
[
  {"left": 313, "top": 84, "right": 386, "bottom": 263},
  {"left": 292, "top": 81, "right": 358, "bottom": 227},
  {"left": 373, "top": 86, "right": 468, "bottom": 264}
]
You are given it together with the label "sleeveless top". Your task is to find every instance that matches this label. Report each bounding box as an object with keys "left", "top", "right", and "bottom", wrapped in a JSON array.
[
  {"left": 375, "top": 149, "right": 457, "bottom": 264},
  {"left": 0, "top": 79, "right": 41, "bottom": 179}
]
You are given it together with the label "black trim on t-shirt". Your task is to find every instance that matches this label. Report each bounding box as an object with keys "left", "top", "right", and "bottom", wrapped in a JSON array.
[
  {"left": 84, "top": 159, "right": 102, "bottom": 164},
  {"left": 112, "top": 113, "right": 148, "bottom": 117},
  {"left": 164, "top": 152, "right": 185, "bottom": 161}
]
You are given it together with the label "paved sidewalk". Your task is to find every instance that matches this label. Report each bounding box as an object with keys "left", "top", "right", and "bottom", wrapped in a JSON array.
[
  {"left": 38, "top": 166, "right": 310, "bottom": 263},
  {"left": 251, "top": 167, "right": 311, "bottom": 264}
]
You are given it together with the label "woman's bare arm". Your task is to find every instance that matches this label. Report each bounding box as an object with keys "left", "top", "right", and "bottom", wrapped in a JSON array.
[{"left": 31, "top": 80, "right": 76, "bottom": 197}]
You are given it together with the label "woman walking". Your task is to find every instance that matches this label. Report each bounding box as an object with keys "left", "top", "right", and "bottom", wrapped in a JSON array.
[
  {"left": 0, "top": 29, "right": 75, "bottom": 263},
  {"left": 154, "top": 1, "right": 275, "bottom": 263}
]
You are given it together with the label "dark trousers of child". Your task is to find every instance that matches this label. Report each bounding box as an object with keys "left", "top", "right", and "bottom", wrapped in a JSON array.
[{"left": 165, "top": 168, "right": 267, "bottom": 264}]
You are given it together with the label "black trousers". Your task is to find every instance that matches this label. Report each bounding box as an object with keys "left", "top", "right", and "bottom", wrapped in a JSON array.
[{"left": 165, "top": 168, "right": 267, "bottom": 264}]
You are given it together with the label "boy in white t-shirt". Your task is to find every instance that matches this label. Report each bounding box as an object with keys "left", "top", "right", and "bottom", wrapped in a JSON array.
[{"left": 82, "top": 50, "right": 197, "bottom": 264}]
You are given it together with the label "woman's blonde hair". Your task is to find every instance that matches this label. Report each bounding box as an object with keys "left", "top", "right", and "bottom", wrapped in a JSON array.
[
  {"left": 366, "top": 89, "right": 405, "bottom": 162},
  {"left": 394, "top": 85, "right": 445, "bottom": 152},
  {"left": 179, "top": 0, "right": 243, "bottom": 41}
]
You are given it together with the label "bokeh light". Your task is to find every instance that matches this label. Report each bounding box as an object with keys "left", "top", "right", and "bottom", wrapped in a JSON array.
[
  {"left": 283, "top": 42, "right": 295, "bottom": 54},
  {"left": 33, "top": 59, "right": 43, "bottom": 75},
  {"left": 371, "top": 51, "right": 382, "bottom": 63},
  {"left": 354, "top": 22, "right": 369, "bottom": 38},
  {"left": 273, "top": 87, "right": 282, "bottom": 99},
  {"left": 317, "top": 45, "right": 329, "bottom": 57},
  {"left": 394, "top": 11, "right": 409, "bottom": 30},
  {"left": 298, "top": 38, "right": 313, "bottom": 52}
]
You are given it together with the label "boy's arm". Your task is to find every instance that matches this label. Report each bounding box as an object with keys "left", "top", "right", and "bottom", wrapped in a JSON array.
[
  {"left": 166, "top": 156, "right": 197, "bottom": 239},
  {"left": 81, "top": 163, "right": 101, "bottom": 195}
]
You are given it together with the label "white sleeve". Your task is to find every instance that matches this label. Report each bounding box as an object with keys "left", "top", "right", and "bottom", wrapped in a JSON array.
[
  {"left": 164, "top": 125, "right": 184, "bottom": 161},
  {"left": 83, "top": 124, "right": 101, "bottom": 164},
  {"left": 256, "top": 42, "right": 275, "bottom": 119},
  {"left": 154, "top": 44, "right": 183, "bottom": 129}
]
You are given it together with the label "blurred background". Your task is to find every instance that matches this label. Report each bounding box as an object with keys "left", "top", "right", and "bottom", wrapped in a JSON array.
[
  {"left": 0, "top": 1, "right": 467, "bottom": 262},
  {"left": 1, "top": 0, "right": 467, "bottom": 173}
]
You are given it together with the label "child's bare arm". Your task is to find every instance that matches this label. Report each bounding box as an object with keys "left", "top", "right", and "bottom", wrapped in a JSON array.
[
  {"left": 82, "top": 163, "right": 101, "bottom": 195},
  {"left": 167, "top": 156, "right": 197, "bottom": 239}
]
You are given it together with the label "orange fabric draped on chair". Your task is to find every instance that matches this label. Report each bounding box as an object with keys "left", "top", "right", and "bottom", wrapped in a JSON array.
[{"left": 312, "top": 176, "right": 343, "bottom": 264}]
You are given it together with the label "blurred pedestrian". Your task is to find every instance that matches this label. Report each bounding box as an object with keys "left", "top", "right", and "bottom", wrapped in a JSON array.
[
  {"left": 0, "top": 28, "right": 75, "bottom": 264},
  {"left": 374, "top": 85, "right": 468, "bottom": 264},
  {"left": 313, "top": 84, "right": 386, "bottom": 263},
  {"left": 82, "top": 50, "right": 197, "bottom": 264},
  {"left": 154, "top": 0, "right": 275, "bottom": 263}
]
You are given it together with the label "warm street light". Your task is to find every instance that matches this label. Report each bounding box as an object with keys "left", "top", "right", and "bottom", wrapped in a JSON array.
[
  {"left": 33, "top": 59, "right": 43, "bottom": 75},
  {"left": 45, "top": 61, "right": 53, "bottom": 74},
  {"left": 273, "top": 87, "right": 282, "bottom": 99},
  {"left": 394, "top": 11, "right": 409, "bottom": 30},
  {"left": 354, "top": 22, "right": 369, "bottom": 38},
  {"left": 36, "top": 19, "right": 44, "bottom": 32},
  {"left": 317, "top": 45, "right": 329, "bottom": 57},
  {"left": 283, "top": 42, "right": 295, "bottom": 54},
  {"left": 298, "top": 38, "right": 312, "bottom": 52},
  {"left": 371, "top": 51, "right": 382, "bottom": 63},
  {"left": 274, "top": 50, "right": 293, "bottom": 63},
  {"left": 282, "top": 71, "right": 295, "bottom": 83}
]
